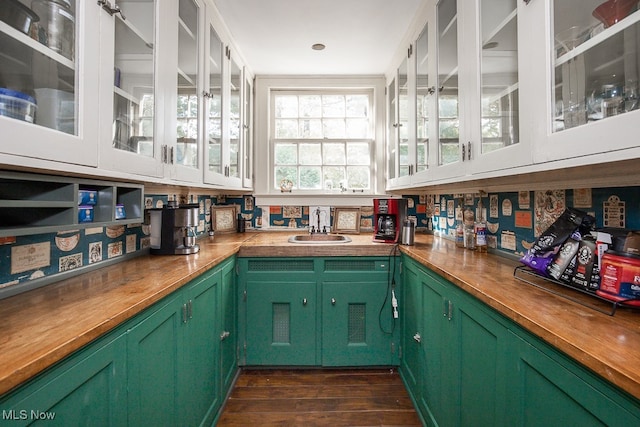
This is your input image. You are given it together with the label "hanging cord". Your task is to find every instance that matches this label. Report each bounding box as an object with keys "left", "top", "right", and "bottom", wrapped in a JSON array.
[{"left": 379, "top": 243, "right": 400, "bottom": 335}]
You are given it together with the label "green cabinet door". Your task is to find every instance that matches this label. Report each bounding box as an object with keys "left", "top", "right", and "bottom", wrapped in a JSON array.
[
  {"left": 127, "top": 295, "right": 183, "bottom": 427},
  {"left": 219, "top": 258, "right": 237, "bottom": 395},
  {"left": 321, "top": 280, "right": 394, "bottom": 366},
  {"left": 400, "top": 258, "right": 425, "bottom": 423},
  {"left": 245, "top": 279, "right": 317, "bottom": 365},
  {"left": 506, "top": 330, "right": 640, "bottom": 427},
  {"left": 453, "top": 287, "right": 510, "bottom": 427},
  {"left": 0, "top": 333, "right": 127, "bottom": 427},
  {"left": 180, "top": 268, "right": 221, "bottom": 426},
  {"left": 419, "top": 266, "right": 455, "bottom": 427}
]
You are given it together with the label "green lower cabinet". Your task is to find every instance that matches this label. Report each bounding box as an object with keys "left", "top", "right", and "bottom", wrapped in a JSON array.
[
  {"left": 239, "top": 257, "right": 399, "bottom": 367},
  {"left": 506, "top": 330, "right": 640, "bottom": 427},
  {"left": 1, "top": 256, "right": 237, "bottom": 427},
  {"left": 0, "top": 332, "right": 127, "bottom": 427},
  {"left": 400, "top": 254, "right": 640, "bottom": 427},
  {"left": 127, "top": 294, "right": 183, "bottom": 427}
]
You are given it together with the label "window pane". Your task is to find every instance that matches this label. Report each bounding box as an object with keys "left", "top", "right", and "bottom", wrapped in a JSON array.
[
  {"left": 346, "top": 143, "right": 370, "bottom": 165},
  {"left": 299, "top": 167, "right": 322, "bottom": 189},
  {"left": 299, "top": 143, "right": 321, "bottom": 165},
  {"left": 275, "top": 143, "right": 297, "bottom": 164},
  {"left": 275, "top": 167, "right": 297, "bottom": 188},
  {"left": 299, "top": 119, "right": 322, "bottom": 138},
  {"left": 275, "top": 95, "right": 298, "bottom": 118},
  {"left": 346, "top": 95, "right": 369, "bottom": 117},
  {"left": 275, "top": 119, "right": 298, "bottom": 138},
  {"left": 324, "top": 167, "right": 346, "bottom": 190},
  {"left": 346, "top": 118, "right": 368, "bottom": 138},
  {"left": 323, "top": 143, "right": 346, "bottom": 165},
  {"left": 323, "top": 118, "right": 346, "bottom": 138},
  {"left": 322, "top": 95, "right": 345, "bottom": 117},
  {"left": 347, "top": 166, "right": 370, "bottom": 189},
  {"left": 299, "top": 95, "right": 322, "bottom": 117}
]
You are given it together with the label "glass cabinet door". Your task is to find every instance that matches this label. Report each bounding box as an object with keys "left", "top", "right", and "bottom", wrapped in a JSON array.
[
  {"left": 480, "top": 0, "right": 519, "bottom": 153},
  {"left": 112, "top": 0, "right": 156, "bottom": 159},
  {"left": 206, "top": 25, "right": 223, "bottom": 177},
  {"left": 553, "top": 0, "right": 640, "bottom": 131},
  {"left": 175, "top": 0, "right": 200, "bottom": 170},
  {"left": 398, "top": 57, "right": 410, "bottom": 178},
  {"left": 437, "top": 0, "right": 460, "bottom": 166},
  {"left": 0, "top": 0, "right": 99, "bottom": 166},
  {"left": 228, "top": 57, "right": 241, "bottom": 180},
  {"left": 243, "top": 72, "right": 253, "bottom": 188},
  {"left": 387, "top": 76, "right": 397, "bottom": 183},
  {"left": 415, "top": 22, "right": 429, "bottom": 175}
]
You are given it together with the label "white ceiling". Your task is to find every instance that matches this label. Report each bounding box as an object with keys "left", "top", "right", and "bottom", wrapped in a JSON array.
[{"left": 212, "top": 0, "right": 424, "bottom": 76}]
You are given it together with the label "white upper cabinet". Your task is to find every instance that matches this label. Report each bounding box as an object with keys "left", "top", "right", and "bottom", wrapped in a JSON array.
[
  {"left": 522, "top": 0, "right": 640, "bottom": 164},
  {"left": 0, "top": 0, "right": 100, "bottom": 167},
  {"left": 387, "top": 0, "right": 532, "bottom": 188},
  {"left": 98, "top": 0, "right": 165, "bottom": 178},
  {"left": 203, "top": 5, "right": 251, "bottom": 190},
  {"left": 99, "top": 0, "right": 206, "bottom": 183},
  {"left": 467, "top": 0, "right": 529, "bottom": 175},
  {"left": 171, "top": 0, "right": 204, "bottom": 183}
]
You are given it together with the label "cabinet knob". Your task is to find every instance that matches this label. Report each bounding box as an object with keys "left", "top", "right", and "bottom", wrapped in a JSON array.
[
  {"left": 413, "top": 333, "right": 421, "bottom": 343},
  {"left": 220, "top": 331, "right": 230, "bottom": 341},
  {"left": 302, "top": 298, "right": 307, "bottom": 306},
  {"left": 331, "top": 298, "right": 336, "bottom": 305}
]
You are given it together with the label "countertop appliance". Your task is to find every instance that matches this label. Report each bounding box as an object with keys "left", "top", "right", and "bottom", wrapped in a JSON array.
[
  {"left": 148, "top": 202, "right": 200, "bottom": 255},
  {"left": 373, "top": 198, "right": 407, "bottom": 243}
]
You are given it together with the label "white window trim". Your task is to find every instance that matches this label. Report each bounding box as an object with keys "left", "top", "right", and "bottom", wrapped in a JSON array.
[{"left": 253, "top": 76, "right": 388, "bottom": 205}]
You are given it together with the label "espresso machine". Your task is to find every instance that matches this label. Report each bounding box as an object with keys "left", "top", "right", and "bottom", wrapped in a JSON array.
[
  {"left": 147, "top": 202, "right": 200, "bottom": 255},
  {"left": 373, "top": 198, "right": 408, "bottom": 243}
]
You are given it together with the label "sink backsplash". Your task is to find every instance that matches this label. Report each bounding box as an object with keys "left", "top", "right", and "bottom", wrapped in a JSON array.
[{"left": 1, "top": 187, "right": 639, "bottom": 297}]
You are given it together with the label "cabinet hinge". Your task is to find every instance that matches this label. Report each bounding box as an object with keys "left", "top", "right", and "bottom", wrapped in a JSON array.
[{"left": 407, "top": 44, "right": 413, "bottom": 58}]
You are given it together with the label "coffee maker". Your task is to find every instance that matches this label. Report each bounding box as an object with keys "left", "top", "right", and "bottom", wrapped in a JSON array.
[
  {"left": 373, "top": 198, "right": 408, "bottom": 243},
  {"left": 147, "top": 202, "right": 200, "bottom": 255}
]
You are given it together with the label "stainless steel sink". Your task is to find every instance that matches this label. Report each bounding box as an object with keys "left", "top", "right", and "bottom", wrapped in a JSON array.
[{"left": 288, "top": 234, "right": 352, "bottom": 244}]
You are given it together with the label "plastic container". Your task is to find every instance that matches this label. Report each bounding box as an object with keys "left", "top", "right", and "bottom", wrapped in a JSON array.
[
  {"left": 0, "top": 88, "right": 37, "bottom": 123},
  {"left": 31, "top": 0, "right": 75, "bottom": 60},
  {"left": 34, "top": 88, "right": 74, "bottom": 133}
]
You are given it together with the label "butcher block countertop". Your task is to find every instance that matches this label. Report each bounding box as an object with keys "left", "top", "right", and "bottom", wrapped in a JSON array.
[{"left": 1, "top": 231, "right": 640, "bottom": 403}]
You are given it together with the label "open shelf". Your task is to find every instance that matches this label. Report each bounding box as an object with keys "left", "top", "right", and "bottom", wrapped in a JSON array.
[{"left": 0, "top": 171, "right": 143, "bottom": 238}]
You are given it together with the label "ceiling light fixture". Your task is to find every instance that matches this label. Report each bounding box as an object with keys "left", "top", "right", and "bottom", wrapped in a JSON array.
[{"left": 312, "top": 43, "right": 326, "bottom": 51}]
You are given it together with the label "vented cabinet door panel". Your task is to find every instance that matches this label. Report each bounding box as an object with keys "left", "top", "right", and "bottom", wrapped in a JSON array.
[
  {"left": 322, "top": 281, "right": 393, "bottom": 366},
  {"left": 245, "top": 280, "right": 317, "bottom": 365}
]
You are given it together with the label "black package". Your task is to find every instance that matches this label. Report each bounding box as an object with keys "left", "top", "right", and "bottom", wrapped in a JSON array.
[
  {"left": 548, "top": 238, "right": 580, "bottom": 280},
  {"left": 521, "top": 207, "right": 595, "bottom": 276},
  {"left": 570, "top": 237, "right": 598, "bottom": 291}
]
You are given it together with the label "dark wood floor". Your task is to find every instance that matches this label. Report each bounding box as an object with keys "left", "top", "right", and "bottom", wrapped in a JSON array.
[{"left": 216, "top": 368, "right": 422, "bottom": 426}]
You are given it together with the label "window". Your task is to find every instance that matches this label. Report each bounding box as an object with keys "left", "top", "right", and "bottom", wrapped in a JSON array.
[{"left": 271, "top": 91, "right": 373, "bottom": 193}]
